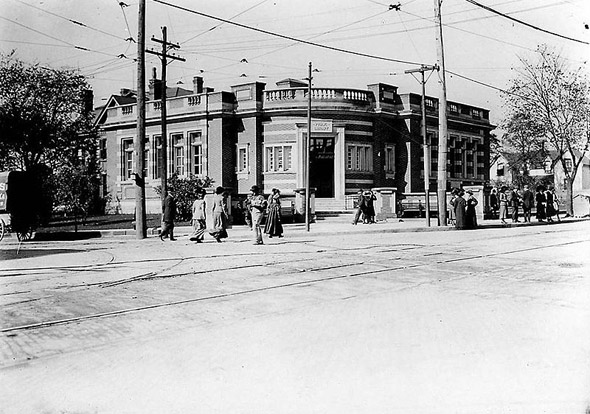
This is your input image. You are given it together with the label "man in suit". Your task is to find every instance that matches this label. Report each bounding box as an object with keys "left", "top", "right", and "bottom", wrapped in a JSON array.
[
  {"left": 521, "top": 185, "right": 534, "bottom": 223},
  {"left": 510, "top": 187, "right": 520, "bottom": 223},
  {"left": 160, "top": 190, "right": 177, "bottom": 241}
]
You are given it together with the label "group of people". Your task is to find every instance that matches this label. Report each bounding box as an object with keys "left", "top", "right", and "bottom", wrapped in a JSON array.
[
  {"left": 491, "top": 185, "right": 560, "bottom": 224},
  {"left": 352, "top": 189, "right": 377, "bottom": 225},
  {"left": 448, "top": 188, "right": 478, "bottom": 230},
  {"left": 159, "top": 185, "right": 283, "bottom": 245}
]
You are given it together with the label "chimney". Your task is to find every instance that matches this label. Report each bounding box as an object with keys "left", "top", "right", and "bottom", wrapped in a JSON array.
[
  {"left": 193, "top": 76, "right": 204, "bottom": 94},
  {"left": 149, "top": 67, "right": 162, "bottom": 100}
]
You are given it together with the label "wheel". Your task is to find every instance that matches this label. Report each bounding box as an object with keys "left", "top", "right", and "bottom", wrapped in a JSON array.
[
  {"left": 0, "top": 219, "right": 5, "bottom": 242},
  {"left": 16, "top": 227, "right": 33, "bottom": 242}
]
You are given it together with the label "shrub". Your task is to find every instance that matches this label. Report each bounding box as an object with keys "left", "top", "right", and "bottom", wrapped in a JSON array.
[{"left": 154, "top": 173, "right": 213, "bottom": 221}]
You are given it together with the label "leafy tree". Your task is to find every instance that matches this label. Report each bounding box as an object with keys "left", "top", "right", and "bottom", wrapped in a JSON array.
[
  {"left": 503, "top": 45, "right": 590, "bottom": 215},
  {"left": 0, "top": 53, "right": 96, "bottom": 171},
  {"left": 155, "top": 174, "right": 214, "bottom": 221}
]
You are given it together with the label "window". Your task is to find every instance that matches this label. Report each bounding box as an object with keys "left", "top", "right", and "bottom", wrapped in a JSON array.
[
  {"left": 385, "top": 145, "right": 395, "bottom": 173},
  {"left": 471, "top": 108, "right": 481, "bottom": 119},
  {"left": 238, "top": 146, "right": 248, "bottom": 173},
  {"left": 143, "top": 138, "right": 149, "bottom": 179},
  {"left": 189, "top": 131, "right": 203, "bottom": 175},
  {"left": 265, "top": 145, "right": 292, "bottom": 172},
  {"left": 122, "top": 139, "right": 134, "bottom": 180},
  {"left": 449, "top": 103, "right": 459, "bottom": 113},
  {"left": 347, "top": 144, "right": 373, "bottom": 172},
  {"left": 497, "top": 162, "right": 505, "bottom": 177},
  {"left": 171, "top": 133, "right": 185, "bottom": 175},
  {"left": 154, "top": 135, "right": 162, "bottom": 179},
  {"left": 99, "top": 138, "right": 107, "bottom": 160},
  {"left": 425, "top": 98, "right": 435, "bottom": 111},
  {"left": 564, "top": 159, "right": 573, "bottom": 173}
]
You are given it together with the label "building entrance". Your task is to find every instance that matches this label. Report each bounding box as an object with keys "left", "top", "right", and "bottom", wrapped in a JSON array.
[{"left": 309, "top": 137, "right": 334, "bottom": 198}]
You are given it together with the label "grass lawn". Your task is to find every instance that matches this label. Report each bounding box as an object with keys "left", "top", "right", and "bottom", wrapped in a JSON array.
[{"left": 38, "top": 214, "right": 191, "bottom": 233}]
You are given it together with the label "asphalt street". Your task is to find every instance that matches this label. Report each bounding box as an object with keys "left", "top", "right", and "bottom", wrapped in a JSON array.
[{"left": 1, "top": 219, "right": 589, "bottom": 414}]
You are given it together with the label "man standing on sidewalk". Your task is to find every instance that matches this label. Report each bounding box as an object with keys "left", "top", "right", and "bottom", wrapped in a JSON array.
[
  {"left": 160, "top": 190, "right": 177, "bottom": 241},
  {"left": 249, "top": 185, "right": 267, "bottom": 245},
  {"left": 510, "top": 187, "right": 520, "bottom": 223},
  {"left": 521, "top": 185, "right": 534, "bottom": 223}
]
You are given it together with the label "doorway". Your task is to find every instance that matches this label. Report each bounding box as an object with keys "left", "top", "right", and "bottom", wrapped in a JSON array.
[{"left": 309, "top": 137, "right": 334, "bottom": 198}]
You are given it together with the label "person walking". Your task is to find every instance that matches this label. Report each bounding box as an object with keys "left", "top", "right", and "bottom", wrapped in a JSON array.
[
  {"left": 490, "top": 188, "right": 498, "bottom": 219},
  {"left": 243, "top": 193, "right": 253, "bottom": 230},
  {"left": 521, "top": 185, "right": 534, "bottom": 223},
  {"left": 551, "top": 187, "right": 561, "bottom": 222},
  {"left": 545, "top": 186, "right": 556, "bottom": 223},
  {"left": 454, "top": 189, "right": 467, "bottom": 230},
  {"left": 264, "top": 188, "right": 283, "bottom": 238},
  {"left": 535, "top": 185, "right": 546, "bottom": 222},
  {"left": 189, "top": 189, "right": 206, "bottom": 243},
  {"left": 160, "top": 190, "right": 177, "bottom": 241},
  {"left": 249, "top": 185, "right": 267, "bottom": 245},
  {"left": 352, "top": 189, "right": 366, "bottom": 225},
  {"left": 465, "top": 189, "right": 478, "bottom": 229},
  {"left": 498, "top": 186, "right": 508, "bottom": 224},
  {"left": 209, "top": 186, "right": 229, "bottom": 242},
  {"left": 510, "top": 187, "right": 520, "bottom": 223}
]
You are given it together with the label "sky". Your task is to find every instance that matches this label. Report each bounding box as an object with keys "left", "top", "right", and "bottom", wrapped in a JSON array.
[{"left": 1, "top": 0, "right": 589, "bottom": 126}]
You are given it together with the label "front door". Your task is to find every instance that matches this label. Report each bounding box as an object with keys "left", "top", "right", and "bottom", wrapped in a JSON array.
[{"left": 310, "top": 137, "right": 334, "bottom": 198}]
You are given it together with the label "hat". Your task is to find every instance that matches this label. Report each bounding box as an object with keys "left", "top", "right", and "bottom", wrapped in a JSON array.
[
  {"left": 363, "top": 190, "right": 372, "bottom": 196},
  {"left": 465, "top": 189, "right": 473, "bottom": 195},
  {"left": 250, "top": 185, "right": 259, "bottom": 193}
]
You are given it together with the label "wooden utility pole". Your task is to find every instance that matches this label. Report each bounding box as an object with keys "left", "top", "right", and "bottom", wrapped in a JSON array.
[
  {"left": 305, "top": 62, "right": 312, "bottom": 232},
  {"left": 134, "top": 0, "right": 147, "bottom": 239},
  {"left": 434, "top": 0, "right": 449, "bottom": 226},
  {"left": 147, "top": 26, "right": 185, "bottom": 200},
  {"left": 405, "top": 64, "right": 437, "bottom": 227}
]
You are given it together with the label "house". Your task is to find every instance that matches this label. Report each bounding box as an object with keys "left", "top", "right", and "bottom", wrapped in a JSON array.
[{"left": 95, "top": 75, "right": 494, "bottom": 216}]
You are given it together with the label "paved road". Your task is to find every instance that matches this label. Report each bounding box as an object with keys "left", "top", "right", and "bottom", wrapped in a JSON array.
[{"left": 1, "top": 221, "right": 590, "bottom": 414}]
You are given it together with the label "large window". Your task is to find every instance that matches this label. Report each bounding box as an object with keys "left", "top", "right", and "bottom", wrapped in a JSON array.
[
  {"left": 238, "top": 145, "right": 249, "bottom": 173},
  {"left": 171, "top": 133, "right": 185, "bottom": 175},
  {"left": 189, "top": 131, "right": 203, "bottom": 175},
  {"left": 347, "top": 144, "right": 373, "bottom": 172},
  {"left": 565, "top": 159, "right": 573, "bottom": 173},
  {"left": 265, "top": 145, "right": 292, "bottom": 172},
  {"left": 122, "top": 139, "right": 133, "bottom": 180},
  {"left": 384, "top": 145, "right": 395, "bottom": 173}
]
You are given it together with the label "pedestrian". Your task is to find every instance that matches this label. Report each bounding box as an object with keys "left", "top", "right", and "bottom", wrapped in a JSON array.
[
  {"left": 521, "top": 185, "right": 534, "bottom": 223},
  {"left": 465, "top": 189, "right": 478, "bottom": 229},
  {"left": 264, "top": 188, "right": 283, "bottom": 238},
  {"left": 551, "top": 187, "right": 561, "bottom": 222},
  {"left": 249, "top": 185, "right": 267, "bottom": 245},
  {"left": 448, "top": 188, "right": 457, "bottom": 226},
  {"left": 352, "top": 189, "right": 366, "bottom": 225},
  {"left": 454, "top": 189, "right": 466, "bottom": 229},
  {"left": 209, "top": 186, "right": 229, "bottom": 242},
  {"left": 243, "top": 193, "right": 253, "bottom": 230},
  {"left": 159, "top": 190, "right": 177, "bottom": 241},
  {"left": 535, "top": 185, "right": 546, "bottom": 222},
  {"left": 189, "top": 189, "right": 206, "bottom": 243},
  {"left": 545, "top": 186, "right": 556, "bottom": 223},
  {"left": 490, "top": 188, "right": 498, "bottom": 219},
  {"left": 510, "top": 187, "right": 520, "bottom": 223},
  {"left": 498, "top": 186, "right": 508, "bottom": 224},
  {"left": 363, "top": 190, "right": 377, "bottom": 224}
]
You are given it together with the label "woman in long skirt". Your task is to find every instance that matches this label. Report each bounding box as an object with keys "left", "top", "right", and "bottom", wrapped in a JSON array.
[
  {"left": 209, "top": 186, "right": 229, "bottom": 242},
  {"left": 535, "top": 185, "right": 546, "bottom": 222},
  {"left": 465, "top": 190, "right": 478, "bottom": 229},
  {"left": 454, "top": 190, "right": 467, "bottom": 229},
  {"left": 264, "top": 188, "right": 283, "bottom": 238},
  {"left": 498, "top": 186, "right": 508, "bottom": 224}
]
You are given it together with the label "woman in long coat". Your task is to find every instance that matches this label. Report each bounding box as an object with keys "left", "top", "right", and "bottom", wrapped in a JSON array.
[
  {"left": 536, "top": 185, "right": 546, "bottom": 222},
  {"left": 264, "top": 188, "right": 283, "bottom": 238},
  {"left": 448, "top": 189, "right": 457, "bottom": 225},
  {"left": 498, "top": 186, "right": 508, "bottom": 224},
  {"left": 209, "top": 186, "right": 229, "bottom": 242},
  {"left": 454, "top": 190, "right": 467, "bottom": 229},
  {"left": 465, "top": 190, "right": 478, "bottom": 229},
  {"left": 545, "top": 187, "right": 556, "bottom": 222}
]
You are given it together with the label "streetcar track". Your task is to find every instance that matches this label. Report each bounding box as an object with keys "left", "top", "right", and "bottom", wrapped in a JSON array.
[{"left": 1, "top": 235, "right": 587, "bottom": 333}]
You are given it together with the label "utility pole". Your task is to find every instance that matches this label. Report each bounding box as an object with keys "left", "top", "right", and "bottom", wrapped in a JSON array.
[
  {"left": 147, "top": 26, "right": 185, "bottom": 200},
  {"left": 434, "top": 0, "right": 449, "bottom": 226},
  {"left": 305, "top": 62, "right": 312, "bottom": 232},
  {"left": 134, "top": 0, "right": 147, "bottom": 239},
  {"left": 405, "top": 64, "right": 437, "bottom": 227}
]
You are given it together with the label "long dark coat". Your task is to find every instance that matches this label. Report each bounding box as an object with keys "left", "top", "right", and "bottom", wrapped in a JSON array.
[
  {"left": 454, "top": 196, "right": 466, "bottom": 229},
  {"left": 162, "top": 195, "right": 176, "bottom": 223},
  {"left": 465, "top": 195, "right": 478, "bottom": 229}
]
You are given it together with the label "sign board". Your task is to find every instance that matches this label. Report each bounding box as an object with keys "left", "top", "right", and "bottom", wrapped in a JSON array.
[
  {"left": 529, "top": 169, "right": 550, "bottom": 177},
  {"left": 311, "top": 120, "right": 332, "bottom": 133}
]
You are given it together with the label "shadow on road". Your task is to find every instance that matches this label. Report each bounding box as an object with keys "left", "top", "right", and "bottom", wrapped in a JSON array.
[
  {"left": 0, "top": 247, "right": 85, "bottom": 261},
  {"left": 33, "top": 231, "right": 102, "bottom": 241}
]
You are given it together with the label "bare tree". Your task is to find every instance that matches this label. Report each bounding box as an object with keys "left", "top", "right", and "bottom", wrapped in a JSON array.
[{"left": 503, "top": 45, "right": 590, "bottom": 215}]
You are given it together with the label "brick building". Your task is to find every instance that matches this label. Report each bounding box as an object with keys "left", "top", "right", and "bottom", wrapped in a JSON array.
[{"left": 95, "top": 76, "right": 494, "bottom": 215}]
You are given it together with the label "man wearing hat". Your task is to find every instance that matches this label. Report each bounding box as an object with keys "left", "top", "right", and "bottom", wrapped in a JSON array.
[
  {"left": 509, "top": 186, "right": 520, "bottom": 223},
  {"left": 249, "top": 185, "right": 267, "bottom": 245},
  {"left": 521, "top": 185, "right": 534, "bottom": 223}
]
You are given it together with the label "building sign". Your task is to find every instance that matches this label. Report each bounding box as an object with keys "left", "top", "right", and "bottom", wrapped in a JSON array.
[
  {"left": 529, "top": 169, "right": 550, "bottom": 177},
  {"left": 311, "top": 120, "right": 332, "bottom": 133}
]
